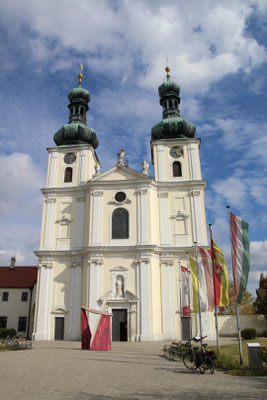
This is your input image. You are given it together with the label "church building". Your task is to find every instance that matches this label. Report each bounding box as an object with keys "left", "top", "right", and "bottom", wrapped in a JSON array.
[{"left": 33, "top": 66, "right": 211, "bottom": 342}]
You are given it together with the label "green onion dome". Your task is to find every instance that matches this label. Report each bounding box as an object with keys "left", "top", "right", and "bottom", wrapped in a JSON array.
[
  {"left": 53, "top": 81, "right": 99, "bottom": 149},
  {"left": 53, "top": 123, "right": 99, "bottom": 148},
  {"left": 151, "top": 117, "right": 196, "bottom": 140},
  {"left": 158, "top": 80, "right": 180, "bottom": 98},
  {"left": 151, "top": 67, "right": 196, "bottom": 140},
  {"left": 68, "top": 87, "right": 90, "bottom": 103}
]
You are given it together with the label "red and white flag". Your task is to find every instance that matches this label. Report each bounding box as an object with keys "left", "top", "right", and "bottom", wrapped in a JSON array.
[
  {"left": 181, "top": 266, "right": 192, "bottom": 317},
  {"left": 199, "top": 248, "right": 214, "bottom": 311}
]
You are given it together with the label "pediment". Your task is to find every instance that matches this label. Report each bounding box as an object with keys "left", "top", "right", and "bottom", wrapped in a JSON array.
[
  {"left": 91, "top": 165, "right": 152, "bottom": 183},
  {"left": 99, "top": 290, "right": 138, "bottom": 302},
  {"left": 51, "top": 306, "right": 68, "bottom": 314},
  {"left": 110, "top": 266, "right": 128, "bottom": 272}
]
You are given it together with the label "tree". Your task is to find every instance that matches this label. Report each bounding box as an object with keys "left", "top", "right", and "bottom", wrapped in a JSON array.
[
  {"left": 220, "top": 281, "right": 255, "bottom": 315},
  {"left": 254, "top": 274, "right": 267, "bottom": 316}
]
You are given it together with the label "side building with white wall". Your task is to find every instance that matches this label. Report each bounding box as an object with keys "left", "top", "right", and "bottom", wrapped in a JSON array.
[{"left": 0, "top": 258, "right": 37, "bottom": 339}]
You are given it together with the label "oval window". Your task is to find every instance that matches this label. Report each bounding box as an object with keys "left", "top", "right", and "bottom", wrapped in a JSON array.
[{"left": 115, "top": 192, "right": 126, "bottom": 202}]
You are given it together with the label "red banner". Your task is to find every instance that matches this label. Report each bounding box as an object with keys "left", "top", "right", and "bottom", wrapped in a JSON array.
[
  {"left": 81, "top": 308, "right": 91, "bottom": 349},
  {"left": 91, "top": 314, "right": 111, "bottom": 351}
]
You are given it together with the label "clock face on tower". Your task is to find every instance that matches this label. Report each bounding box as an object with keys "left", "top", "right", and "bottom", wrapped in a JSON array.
[
  {"left": 64, "top": 152, "right": 76, "bottom": 164},
  {"left": 169, "top": 146, "right": 183, "bottom": 158}
]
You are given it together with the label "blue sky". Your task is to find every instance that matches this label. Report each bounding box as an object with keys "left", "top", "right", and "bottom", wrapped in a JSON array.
[{"left": 0, "top": 0, "right": 266, "bottom": 296}]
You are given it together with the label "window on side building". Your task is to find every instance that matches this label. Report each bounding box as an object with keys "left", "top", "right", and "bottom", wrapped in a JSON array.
[
  {"left": 21, "top": 292, "right": 28, "bottom": 302},
  {"left": 18, "top": 317, "right": 27, "bottom": 332},
  {"left": 2, "top": 292, "right": 9, "bottom": 301},
  {"left": 0, "top": 316, "right": 7, "bottom": 329}
]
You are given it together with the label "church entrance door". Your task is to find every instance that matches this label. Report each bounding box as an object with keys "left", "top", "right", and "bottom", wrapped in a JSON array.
[
  {"left": 112, "top": 309, "right": 127, "bottom": 341},
  {"left": 181, "top": 317, "right": 191, "bottom": 341},
  {"left": 54, "top": 317, "right": 64, "bottom": 340}
]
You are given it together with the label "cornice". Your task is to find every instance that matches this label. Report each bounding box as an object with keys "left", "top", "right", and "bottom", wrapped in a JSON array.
[
  {"left": 34, "top": 243, "right": 210, "bottom": 258},
  {"left": 150, "top": 138, "right": 201, "bottom": 146},
  {"left": 41, "top": 186, "right": 87, "bottom": 196}
]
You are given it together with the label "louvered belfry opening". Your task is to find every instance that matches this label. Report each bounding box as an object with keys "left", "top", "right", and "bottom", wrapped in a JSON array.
[{"left": 173, "top": 161, "right": 182, "bottom": 177}]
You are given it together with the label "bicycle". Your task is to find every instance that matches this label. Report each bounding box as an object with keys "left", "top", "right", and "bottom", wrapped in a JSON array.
[
  {"left": 183, "top": 336, "right": 216, "bottom": 374},
  {"left": 201, "top": 344, "right": 216, "bottom": 374},
  {"left": 183, "top": 336, "right": 206, "bottom": 374}
]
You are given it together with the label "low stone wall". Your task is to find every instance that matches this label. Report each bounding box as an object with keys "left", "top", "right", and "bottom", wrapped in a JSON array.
[{"left": 218, "top": 314, "right": 267, "bottom": 336}]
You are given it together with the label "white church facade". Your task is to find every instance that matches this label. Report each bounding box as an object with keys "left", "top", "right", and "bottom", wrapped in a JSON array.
[{"left": 33, "top": 67, "right": 212, "bottom": 342}]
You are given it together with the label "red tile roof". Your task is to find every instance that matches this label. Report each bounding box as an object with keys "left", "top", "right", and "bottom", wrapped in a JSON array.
[{"left": 0, "top": 267, "right": 37, "bottom": 288}]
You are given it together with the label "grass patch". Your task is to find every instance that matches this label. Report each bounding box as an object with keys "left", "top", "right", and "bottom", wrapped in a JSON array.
[{"left": 211, "top": 337, "right": 267, "bottom": 376}]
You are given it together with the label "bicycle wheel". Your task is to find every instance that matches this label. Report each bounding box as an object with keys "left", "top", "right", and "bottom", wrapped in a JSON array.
[
  {"left": 183, "top": 351, "right": 197, "bottom": 370},
  {"left": 207, "top": 357, "right": 214, "bottom": 374},
  {"left": 199, "top": 363, "right": 205, "bottom": 374}
]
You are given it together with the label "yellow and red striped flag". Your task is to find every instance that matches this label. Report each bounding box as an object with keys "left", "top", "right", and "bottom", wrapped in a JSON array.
[{"left": 210, "top": 238, "right": 229, "bottom": 307}]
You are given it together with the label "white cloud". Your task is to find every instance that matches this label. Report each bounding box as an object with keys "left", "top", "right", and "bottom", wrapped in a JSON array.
[
  {"left": 1, "top": 0, "right": 266, "bottom": 94},
  {"left": 0, "top": 153, "right": 45, "bottom": 215},
  {"left": 251, "top": 240, "right": 267, "bottom": 268}
]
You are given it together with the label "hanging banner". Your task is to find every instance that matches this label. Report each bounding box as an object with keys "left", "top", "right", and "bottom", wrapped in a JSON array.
[
  {"left": 81, "top": 308, "right": 92, "bottom": 350},
  {"left": 91, "top": 314, "right": 112, "bottom": 351},
  {"left": 181, "top": 265, "right": 191, "bottom": 317}
]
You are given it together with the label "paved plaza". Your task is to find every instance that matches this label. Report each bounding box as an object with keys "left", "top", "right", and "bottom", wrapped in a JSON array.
[{"left": 0, "top": 340, "right": 266, "bottom": 400}]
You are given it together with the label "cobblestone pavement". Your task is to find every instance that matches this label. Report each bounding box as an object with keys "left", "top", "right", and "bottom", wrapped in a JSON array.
[{"left": 0, "top": 341, "right": 266, "bottom": 400}]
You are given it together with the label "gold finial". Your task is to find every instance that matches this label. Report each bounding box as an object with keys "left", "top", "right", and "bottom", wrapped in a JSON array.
[
  {"left": 165, "top": 57, "right": 170, "bottom": 80},
  {"left": 78, "top": 64, "right": 84, "bottom": 87}
]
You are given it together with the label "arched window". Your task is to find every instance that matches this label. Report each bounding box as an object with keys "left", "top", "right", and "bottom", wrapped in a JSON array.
[
  {"left": 80, "top": 107, "right": 84, "bottom": 115},
  {"left": 173, "top": 161, "right": 182, "bottom": 177},
  {"left": 112, "top": 208, "right": 129, "bottom": 239},
  {"left": 64, "top": 167, "right": 73, "bottom": 183},
  {"left": 169, "top": 99, "right": 173, "bottom": 108}
]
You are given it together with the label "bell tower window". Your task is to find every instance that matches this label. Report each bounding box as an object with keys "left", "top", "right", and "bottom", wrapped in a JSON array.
[
  {"left": 173, "top": 161, "right": 182, "bottom": 177},
  {"left": 112, "top": 208, "right": 129, "bottom": 239},
  {"left": 64, "top": 167, "right": 73, "bottom": 183}
]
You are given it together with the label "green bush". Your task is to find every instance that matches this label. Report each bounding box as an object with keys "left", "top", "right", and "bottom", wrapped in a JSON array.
[
  {"left": 263, "top": 329, "right": 267, "bottom": 338},
  {"left": 214, "top": 353, "right": 240, "bottom": 370},
  {"left": 241, "top": 328, "right": 257, "bottom": 340},
  {"left": 259, "top": 347, "right": 267, "bottom": 364},
  {"left": 0, "top": 328, "right": 17, "bottom": 339}
]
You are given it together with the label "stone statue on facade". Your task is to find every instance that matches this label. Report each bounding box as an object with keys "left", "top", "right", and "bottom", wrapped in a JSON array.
[
  {"left": 115, "top": 275, "right": 124, "bottom": 298},
  {"left": 117, "top": 149, "right": 125, "bottom": 166},
  {"left": 142, "top": 160, "right": 149, "bottom": 175}
]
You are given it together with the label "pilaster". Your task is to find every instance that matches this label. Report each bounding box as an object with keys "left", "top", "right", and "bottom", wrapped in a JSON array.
[
  {"left": 68, "top": 256, "right": 83, "bottom": 340},
  {"left": 160, "top": 258, "right": 175, "bottom": 336},
  {"left": 43, "top": 196, "right": 56, "bottom": 250},
  {"left": 88, "top": 257, "right": 103, "bottom": 333},
  {"left": 188, "top": 142, "right": 198, "bottom": 180},
  {"left": 34, "top": 261, "right": 53, "bottom": 341},
  {"left": 155, "top": 145, "right": 165, "bottom": 181},
  {"left": 78, "top": 149, "right": 87, "bottom": 185},
  {"left": 47, "top": 152, "right": 59, "bottom": 187},
  {"left": 91, "top": 190, "right": 104, "bottom": 245},
  {"left": 74, "top": 194, "right": 86, "bottom": 248},
  {"left": 137, "top": 188, "right": 149, "bottom": 244},
  {"left": 135, "top": 257, "right": 151, "bottom": 341},
  {"left": 190, "top": 189, "right": 204, "bottom": 244},
  {"left": 158, "top": 192, "right": 170, "bottom": 245}
]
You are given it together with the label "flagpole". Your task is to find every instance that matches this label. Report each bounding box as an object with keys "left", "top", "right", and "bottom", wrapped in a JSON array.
[
  {"left": 209, "top": 224, "right": 220, "bottom": 353},
  {"left": 226, "top": 206, "right": 243, "bottom": 365},
  {"left": 194, "top": 242, "right": 203, "bottom": 340},
  {"left": 178, "top": 261, "right": 183, "bottom": 340},
  {"left": 186, "top": 252, "right": 192, "bottom": 339}
]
